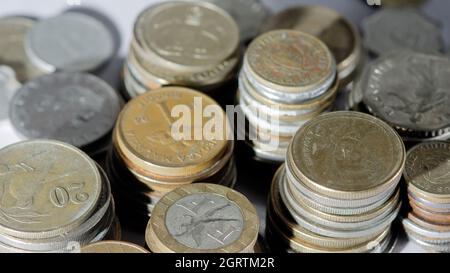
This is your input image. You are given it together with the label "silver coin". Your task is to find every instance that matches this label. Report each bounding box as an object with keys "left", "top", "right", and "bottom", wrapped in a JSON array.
[
  {"left": 9, "top": 73, "right": 121, "bottom": 148},
  {"left": 0, "top": 66, "right": 20, "bottom": 121},
  {"left": 362, "top": 51, "right": 450, "bottom": 134},
  {"left": 363, "top": 9, "right": 443, "bottom": 56},
  {"left": 25, "top": 12, "right": 114, "bottom": 72},
  {"left": 204, "top": 0, "right": 269, "bottom": 42}
]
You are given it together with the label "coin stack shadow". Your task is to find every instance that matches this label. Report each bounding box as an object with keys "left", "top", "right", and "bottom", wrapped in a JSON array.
[
  {"left": 0, "top": 140, "right": 118, "bottom": 253},
  {"left": 106, "top": 87, "right": 236, "bottom": 229},
  {"left": 265, "top": 112, "right": 406, "bottom": 253},
  {"left": 122, "top": 1, "right": 241, "bottom": 103},
  {"left": 145, "top": 183, "right": 259, "bottom": 253},
  {"left": 402, "top": 142, "right": 450, "bottom": 253},
  {"left": 237, "top": 30, "right": 338, "bottom": 163}
]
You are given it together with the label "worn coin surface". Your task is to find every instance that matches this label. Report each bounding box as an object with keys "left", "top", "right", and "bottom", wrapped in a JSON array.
[
  {"left": 0, "top": 140, "right": 102, "bottom": 238},
  {"left": 26, "top": 12, "right": 114, "bottom": 72},
  {"left": 9, "top": 73, "right": 121, "bottom": 148},
  {"left": 146, "top": 183, "right": 259, "bottom": 253},
  {"left": 81, "top": 241, "right": 149, "bottom": 253},
  {"left": 0, "top": 17, "right": 45, "bottom": 82},
  {"left": 362, "top": 51, "right": 450, "bottom": 134},
  {"left": 290, "top": 111, "right": 405, "bottom": 199},
  {"left": 0, "top": 66, "right": 20, "bottom": 121},
  {"left": 404, "top": 142, "right": 450, "bottom": 198},
  {"left": 134, "top": 1, "right": 239, "bottom": 70},
  {"left": 363, "top": 9, "right": 442, "bottom": 56}
]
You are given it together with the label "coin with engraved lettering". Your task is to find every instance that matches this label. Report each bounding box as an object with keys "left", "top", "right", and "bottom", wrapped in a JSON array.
[
  {"left": 25, "top": 12, "right": 114, "bottom": 72},
  {"left": 204, "top": 0, "right": 269, "bottom": 42},
  {"left": 361, "top": 51, "right": 450, "bottom": 140},
  {"left": 146, "top": 183, "right": 259, "bottom": 253},
  {"left": 363, "top": 9, "right": 443, "bottom": 56},
  {"left": 0, "top": 66, "right": 20, "bottom": 121},
  {"left": 9, "top": 73, "right": 121, "bottom": 150},
  {"left": 81, "top": 241, "right": 149, "bottom": 253},
  {"left": 0, "top": 16, "right": 46, "bottom": 82}
]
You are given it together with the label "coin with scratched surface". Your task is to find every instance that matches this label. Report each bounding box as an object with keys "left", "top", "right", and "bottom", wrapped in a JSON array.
[
  {"left": 134, "top": 1, "right": 239, "bottom": 70},
  {"left": 25, "top": 12, "right": 114, "bottom": 72},
  {"left": 362, "top": 51, "right": 450, "bottom": 135},
  {"left": 9, "top": 73, "right": 121, "bottom": 148},
  {"left": 81, "top": 241, "right": 149, "bottom": 253},
  {"left": 404, "top": 141, "right": 450, "bottom": 198},
  {"left": 146, "top": 183, "right": 259, "bottom": 253},
  {"left": 290, "top": 111, "right": 405, "bottom": 199},
  {"left": 0, "top": 66, "right": 20, "bottom": 121},
  {"left": 0, "top": 17, "right": 45, "bottom": 82},
  {"left": 363, "top": 9, "right": 442, "bottom": 56},
  {"left": 0, "top": 140, "right": 102, "bottom": 238}
]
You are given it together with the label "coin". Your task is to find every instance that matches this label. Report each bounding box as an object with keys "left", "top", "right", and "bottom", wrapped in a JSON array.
[
  {"left": 146, "top": 183, "right": 259, "bottom": 253},
  {"left": 9, "top": 73, "right": 121, "bottom": 149},
  {"left": 0, "top": 66, "right": 20, "bottom": 121},
  {"left": 81, "top": 241, "right": 149, "bottom": 253},
  {"left": 363, "top": 9, "right": 443, "bottom": 56},
  {"left": 25, "top": 12, "right": 114, "bottom": 72}
]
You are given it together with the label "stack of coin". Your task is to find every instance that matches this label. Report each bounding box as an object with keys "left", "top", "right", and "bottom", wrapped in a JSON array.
[
  {"left": 0, "top": 140, "right": 117, "bottom": 253},
  {"left": 8, "top": 73, "right": 122, "bottom": 159},
  {"left": 362, "top": 9, "right": 443, "bottom": 57},
  {"left": 237, "top": 30, "right": 338, "bottom": 162},
  {"left": 145, "top": 183, "right": 259, "bottom": 253},
  {"left": 261, "top": 5, "right": 362, "bottom": 89},
  {"left": 81, "top": 241, "right": 149, "bottom": 253},
  {"left": 348, "top": 51, "right": 450, "bottom": 142},
  {"left": 122, "top": 1, "right": 240, "bottom": 100},
  {"left": 402, "top": 141, "right": 450, "bottom": 253},
  {"left": 108, "top": 87, "right": 236, "bottom": 225},
  {"left": 266, "top": 112, "right": 405, "bottom": 253}
]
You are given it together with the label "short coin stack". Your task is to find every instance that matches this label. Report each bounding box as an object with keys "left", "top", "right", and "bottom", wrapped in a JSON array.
[
  {"left": 0, "top": 140, "right": 116, "bottom": 253},
  {"left": 123, "top": 1, "right": 240, "bottom": 99},
  {"left": 266, "top": 112, "right": 405, "bottom": 253},
  {"left": 402, "top": 142, "right": 450, "bottom": 253},
  {"left": 108, "top": 87, "right": 236, "bottom": 224},
  {"left": 145, "top": 183, "right": 259, "bottom": 253},
  {"left": 238, "top": 30, "right": 338, "bottom": 162}
]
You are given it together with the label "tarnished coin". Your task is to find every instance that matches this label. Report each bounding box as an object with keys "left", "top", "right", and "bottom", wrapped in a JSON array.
[
  {"left": 9, "top": 73, "right": 121, "bottom": 148},
  {"left": 0, "top": 66, "right": 20, "bottom": 121},
  {"left": 146, "top": 183, "right": 259, "bottom": 253},
  {"left": 363, "top": 9, "right": 442, "bottom": 56},
  {"left": 0, "top": 17, "right": 45, "bottom": 82},
  {"left": 134, "top": 1, "right": 239, "bottom": 71},
  {"left": 25, "top": 12, "right": 114, "bottom": 72},
  {"left": 0, "top": 140, "right": 102, "bottom": 239},
  {"left": 204, "top": 0, "right": 269, "bottom": 42},
  {"left": 362, "top": 51, "right": 450, "bottom": 136},
  {"left": 116, "top": 87, "right": 229, "bottom": 177},
  {"left": 404, "top": 141, "right": 450, "bottom": 199},
  {"left": 290, "top": 111, "right": 405, "bottom": 199},
  {"left": 81, "top": 241, "right": 149, "bottom": 253}
]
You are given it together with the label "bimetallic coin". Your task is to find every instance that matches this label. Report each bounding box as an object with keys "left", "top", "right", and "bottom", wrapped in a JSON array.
[
  {"left": 0, "top": 140, "right": 102, "bottom": 239},
  {"left": 0, "top": 66, "right": 20, "bottom": 121},
  {"left": 0, "top": 17, "right": 45, "bottom": 82},
  {"left": 363, "top": 9, "right": 442, "bottom": 56},
  {"left": 81, "top": 241, "right": 149, "bottom": 253},
  {"left": 26, "top": 12, "right": 114, "bottom": 72},
  {"left": 9, "top": 73, "right": 121, "bottom": 149}
]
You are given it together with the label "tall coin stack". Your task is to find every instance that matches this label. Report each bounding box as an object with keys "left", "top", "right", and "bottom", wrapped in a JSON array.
[
  {"left": 402, "top": 142, "right": 450, "bottom": 253},
  {"left": 0, "top": 140, "right": 117, "bottom": 253},
  {"left": 266, "top": 112, "right": 405, "bottom": 253},
  {"left": 123, "top": 1, "right": 240, "bottom": 100},
  {"left": 237, "top": 30, "right": 338, "bottom": 162},
  {"left": 145, "top": 183, "right": 259, "bottom": 253},
  {"left": 108, "top": 87, "right": 236, "bottom": 226}
]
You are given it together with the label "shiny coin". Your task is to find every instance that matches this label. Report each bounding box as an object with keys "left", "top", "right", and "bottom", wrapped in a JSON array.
[
  {"left": 363, "top": 9, "right": 442, "bottom": 56},
  {"left": 81, "top": 241, "right": 149, "bottom": 253},
  {"left": 0, "top": 66, "right": 20, "bottom": 121},
  {"left": 26, "top": 12, "right": 114, "bottom": 72},
  {"left": 9, "top": 73, "right": 121, "bottom": 149}
]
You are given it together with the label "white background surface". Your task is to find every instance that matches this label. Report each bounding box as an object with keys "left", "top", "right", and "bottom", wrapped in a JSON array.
[{"left": 2, "top": 0, "right": 450, "bottom": 253}]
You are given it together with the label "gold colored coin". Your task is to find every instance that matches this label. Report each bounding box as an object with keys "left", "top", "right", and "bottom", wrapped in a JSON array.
[{"left": 81, "top": 241, "right": 149, "bottom": 253}]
